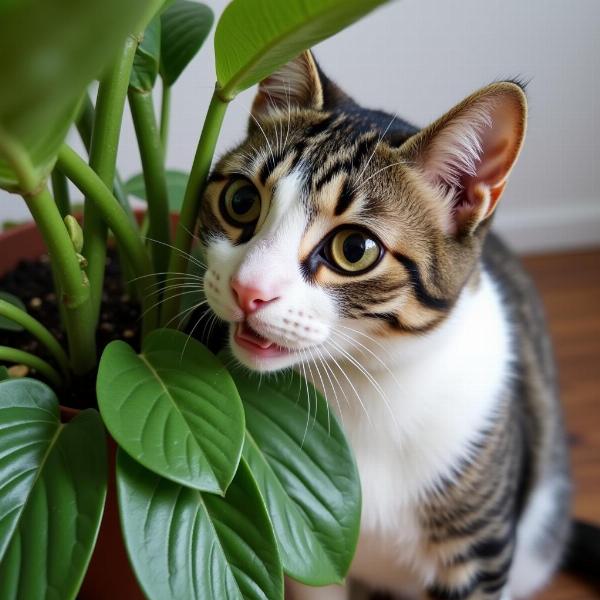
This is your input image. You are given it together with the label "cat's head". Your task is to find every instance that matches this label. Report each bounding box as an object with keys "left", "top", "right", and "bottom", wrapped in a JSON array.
[{"left": 199, "top": 51, "right": 527, "bottom": 372}]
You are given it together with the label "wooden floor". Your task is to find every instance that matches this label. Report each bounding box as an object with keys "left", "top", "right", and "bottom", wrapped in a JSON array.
[{"left": 522, "top": 248, "right": 600, "bottom": 599}]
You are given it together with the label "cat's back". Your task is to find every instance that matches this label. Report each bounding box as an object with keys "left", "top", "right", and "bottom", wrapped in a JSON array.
[{"left": 482, "top": 231, "right": 558, "bottom": 402}]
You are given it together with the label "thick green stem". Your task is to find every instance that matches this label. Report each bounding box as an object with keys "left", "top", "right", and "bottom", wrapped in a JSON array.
[
  {"left": 50, "top": 169, "right": 71, "bottom": 218},
  {"left": 76, "top": 93, "right": 95, "bottom": 154},
  {"left": 22, "top": 188, "right": 96, "bottom": 374},
  {"left": 128, "top": 89, "right": 171, "bottom": 275},
  {"left": 57, "top": 145, "right": 158, "bottom": 334},
  {"left": 160, "top": 83, "right": 171, "bottom": 150},
  {"left": 83, "top": 36, "right": 137, "bottom": 324},
  {"left": 0, "top": 300, "right": 71, "bottom": 379},
  {"left": 77, "top": 93, "right": 137, "bottom": 225},
  {"left": 161, "top": 88, "right": 228, "bottom": 326},
  {"left": 0, "top": 347, "right": 63, "bottom": 388}
]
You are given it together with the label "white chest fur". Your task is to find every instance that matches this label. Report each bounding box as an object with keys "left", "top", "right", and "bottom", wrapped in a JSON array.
[{"left": 312, "top": 271, "right": 513, "bottom": 591}]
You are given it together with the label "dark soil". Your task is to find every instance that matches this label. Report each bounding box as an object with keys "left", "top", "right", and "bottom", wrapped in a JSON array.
[{"left": 0, "top": 249, "right": 141, "bottom": 409}]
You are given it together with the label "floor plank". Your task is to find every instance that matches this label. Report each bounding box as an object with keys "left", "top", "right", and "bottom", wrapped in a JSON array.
[{"left": 523, "top": 248, "right": 600, "bottom": 599}]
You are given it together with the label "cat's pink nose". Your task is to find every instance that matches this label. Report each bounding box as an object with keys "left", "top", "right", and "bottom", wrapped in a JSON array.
[{"left": 230, "top": 278, "right": 280, "bottom": 314}]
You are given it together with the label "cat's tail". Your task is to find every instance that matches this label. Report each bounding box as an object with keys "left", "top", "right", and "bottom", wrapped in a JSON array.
[{"left": 562, "top": 519, "right": 600, "bottom": 585}]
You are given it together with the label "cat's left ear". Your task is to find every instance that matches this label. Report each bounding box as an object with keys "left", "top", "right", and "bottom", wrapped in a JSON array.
[
  {"left": 251, "top": 50, "right": 324, "bottom": 120},
  {"left": 401, "top": 82, "right": 527, "bottom": 235}
]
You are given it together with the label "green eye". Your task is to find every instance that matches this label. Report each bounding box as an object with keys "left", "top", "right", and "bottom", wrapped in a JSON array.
[
  {"left": 329, "top": 229, "right": 381, "bottom": 273},
  {"left": 221, "top": 179, "right": 261, "bottom": 226}
]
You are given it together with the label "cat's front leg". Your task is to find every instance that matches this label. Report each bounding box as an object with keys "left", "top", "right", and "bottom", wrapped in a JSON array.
[{"left": 286, "top": 579, "right": 349, "bottom": 600}]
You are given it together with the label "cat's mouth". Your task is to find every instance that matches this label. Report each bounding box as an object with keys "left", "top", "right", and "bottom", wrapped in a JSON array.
[{"left": 234, "top": 321, "right": 291, "bottom": 358}]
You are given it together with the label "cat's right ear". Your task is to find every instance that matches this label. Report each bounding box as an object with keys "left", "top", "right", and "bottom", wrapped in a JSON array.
[{"left": 250, "top": 51, "right": 324, "bottom": 121}]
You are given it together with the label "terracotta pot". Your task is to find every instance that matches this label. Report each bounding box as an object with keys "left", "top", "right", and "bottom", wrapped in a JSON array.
[{"left": 1, "top": 221, "right": 145, "bottom": 600}]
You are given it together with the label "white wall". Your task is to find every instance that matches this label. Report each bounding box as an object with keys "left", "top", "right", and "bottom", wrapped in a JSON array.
[{"left": 2, "top": 0, "right": 600, "bottom": 253}]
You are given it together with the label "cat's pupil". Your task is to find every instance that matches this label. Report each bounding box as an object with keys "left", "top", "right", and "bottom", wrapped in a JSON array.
[
  {"left": 343, "top": 233, "right": 367, "bottom": 263},
  {"left": 232, "top": 187, "right": 256, "bottom": 215}
]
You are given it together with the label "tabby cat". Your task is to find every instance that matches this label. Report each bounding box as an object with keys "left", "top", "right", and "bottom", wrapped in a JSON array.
[{"left": 198, "top": 51, "right": 578, "bottom": 599}]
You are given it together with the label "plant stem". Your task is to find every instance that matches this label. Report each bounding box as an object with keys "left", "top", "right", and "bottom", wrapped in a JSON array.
[
  {"left": 76, "top": 93, "right": 95, "bottom": 154},
  {"left": 160, "top": 88, "right": 228, "bottom": 326},
  {"left": 22, "top": 188, "right": 96, "bottom": 374},
  {"left": 0, "top": 126, "right": 38, "bottom": 194},
  {"left": 57, "top": 145, "right": 158, "bottom": 334},
  {"left": 50, "top": 169, "right": 71, "bottom": 218},
  {"left": 77, "top": 92, "right": 137, "bottom": 226},
  {"left": 83, "top": 36, "right": 137, "bottom": 325},
  {"left": 0, "top": 347, "right": 63, "bottom": 388},
  {"left": 160, "top": 83, "right": 171, "bottom": 150},
  {"left": 0, "top": 300, "right": 71, "bottom": 379},
  {"left": 128, "top": 90, "right": 171, "bottom": 275}
]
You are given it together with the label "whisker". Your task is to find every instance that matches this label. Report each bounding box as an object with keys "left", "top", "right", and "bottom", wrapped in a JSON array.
[
  {"left": 146, "top": 282, "right": 204, "bottom": 299},
  {"left": 336, "top": 323, "right": 388, "bottom": 351},
  {"left": 180, "top": 309, "right": 215, "bottom": 362},
  {"left": 355, "top": 160, "right": 408, "bottom": 191},
  {"left": 356, "top": 113, "right": 398, "bottom": 185},
  {"left": 297, "top": 350, "right": 312, "bottom": 447},
  {"left": 315, "top": 345, "right": 346, "bottom": 428},
  {"left": 327, "top": 337, "right": 399, "bottom": 431},
  {"left": 283, "top": 79, "right": 292, "bottom": 150},
  {"left": 144, "top": 237, "right": 206, "bottom": 270},
  {"left": 206, "top": 310, "right": 220, "bottom": 341},
  {"left": 166, "top": 300, "right": 208, "bottom": 331},
  {"left": 321, "top": 343, "right": 372, "bottom": 425},
  {"left": 309, "top": 346, "right": 332, "bottom": 435},
  {"left": 246, "top": 109, "right": 276, "bottom": 165},
  {"left": 331, "top": 329, "right": 404, "bottom": 393},
  {"left": 129, "top": 271, "right": 203, "bottom": 284},
  {"left": 301, "top": 348, "right": 320, "bottom": 429}
]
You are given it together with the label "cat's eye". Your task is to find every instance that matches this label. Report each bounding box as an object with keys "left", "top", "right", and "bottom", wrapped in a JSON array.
[
  {"left": 220, "top": 179, "right": 261, "bottom": 227},
  {"left": 328, "top": 228, "right": 382, "bottom": 274}
]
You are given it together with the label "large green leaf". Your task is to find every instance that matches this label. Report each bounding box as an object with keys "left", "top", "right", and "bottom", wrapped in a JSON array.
[
  {"left": 130, "top": 16, "right": 162, "bottom": 92},
  {"left": 0, "top": 378, "right": 107, "bottom": 600},
  {"left": 230, "top": 365, "right": 361, "bottom": 585},
  {"left": 117, "top": 450, "right": 283, "bottom": 600},
  {"left": 0, "top": 101, "right": 80, "bottom": 193},
  {"left": 160, "top": 1, "right": 214, "bottom": 86},
  {"left": 97, "top": 329, "right": 244, "bottom": 494},
  {"left": 125, "top": 169, "right": 189, "bottom": 212},
  {"left": 0, "top": 0, "right": 159, "bottom": 191},
  {"left": 0, "top": 292, "right": 26, "bottom": 331},
  {"left": 214, "top": 0, "right": 392, "bottom": 100}
]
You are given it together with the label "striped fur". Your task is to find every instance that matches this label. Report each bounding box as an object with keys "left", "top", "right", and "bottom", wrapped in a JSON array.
[{"left": 198, "top": 52, "right": 571, "bottom": 599}]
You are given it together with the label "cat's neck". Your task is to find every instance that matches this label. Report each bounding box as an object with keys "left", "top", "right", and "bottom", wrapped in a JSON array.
[
  {"left": 336, "top": 269, "right": 504, "bottom": 377},
  {"left": 312, "top": 269, "right": 513, "bottom": 502}
]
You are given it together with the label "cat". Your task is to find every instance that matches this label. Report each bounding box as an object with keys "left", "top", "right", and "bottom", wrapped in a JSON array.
[{"left": 197, "top": 50, "right": 591, "bottom": 599}]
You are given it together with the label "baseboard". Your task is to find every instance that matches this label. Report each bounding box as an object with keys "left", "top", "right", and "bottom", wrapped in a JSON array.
[{"left": 493, "top": 201, "right": 600, "bottom": 254}]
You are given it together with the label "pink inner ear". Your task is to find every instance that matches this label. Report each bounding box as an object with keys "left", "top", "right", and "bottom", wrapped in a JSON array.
[{"left": 422, "top": 91, "right": 524, "bottom": 234}]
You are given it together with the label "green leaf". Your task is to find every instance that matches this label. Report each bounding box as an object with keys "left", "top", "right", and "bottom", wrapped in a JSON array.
[
  {"left": 160, "top": 1, "right": 214, "bottom": 86},
  {"left": 97, "top": 329, "right": 244, "bottom": 494},
  {"left": 125, "top": 169, "right": 188, "bottom": 212},
  {"left": 0, "top": 378, "right": 107, "bottom": 600},
  {"left": 130, "top": 16, "right": 162, "bottom": 92},
  {"left": 0, "top": 100, "right": 80, "bottom": 193},
  {"left": 0, "top": 0, "right": 158, "bottom": 192},
  {"left": 230, "top": 365, "right": 361, "bottom": 585},
  {"left": 117, "top": 451, "right": 283, "bottom": 600},
  {"left": 0, "top": 366, "right": 9, "bottom": 381},
  {"left": 214, "top": 0, "right": 392, "bottom": 100},
  {"left": 0, "top": 292, "right": 26, "bottom": 331}
]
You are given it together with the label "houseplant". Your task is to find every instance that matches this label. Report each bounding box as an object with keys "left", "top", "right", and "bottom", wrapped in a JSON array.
[{"left": 0, "top": 0, "right": 392, "bottom": 598}]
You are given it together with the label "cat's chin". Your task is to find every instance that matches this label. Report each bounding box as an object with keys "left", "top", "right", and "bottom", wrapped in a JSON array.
[{"left": 229, "top": 323, "right": 301, "bottom": 372}]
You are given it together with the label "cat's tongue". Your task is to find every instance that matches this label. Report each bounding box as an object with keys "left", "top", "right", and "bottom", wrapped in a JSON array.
[{"left": 236, "top": 322, "right": 274, "bottom": 349}]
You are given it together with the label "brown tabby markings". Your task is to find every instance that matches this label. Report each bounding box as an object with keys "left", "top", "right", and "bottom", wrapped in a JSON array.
[{"left": 199, "top": 51, "right": 572, "bottom": 599}]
